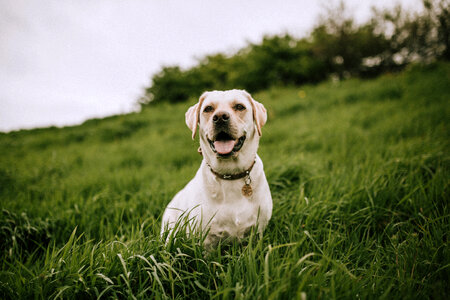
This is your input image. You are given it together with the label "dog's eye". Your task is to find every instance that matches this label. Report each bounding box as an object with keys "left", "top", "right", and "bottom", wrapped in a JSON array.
[
  {"left": 234, "top": 104, "right": 246, "bottom": 111},
  {"left": 203, "top": 106, "right": 214, "bottom": 113}
]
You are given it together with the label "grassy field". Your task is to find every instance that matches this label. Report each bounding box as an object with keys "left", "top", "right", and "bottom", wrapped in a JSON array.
[{"left": 0, "top": 62, "right": 449, "bottom": 299}]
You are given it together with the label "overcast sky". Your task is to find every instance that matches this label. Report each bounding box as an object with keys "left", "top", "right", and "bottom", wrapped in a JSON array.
[{"left": 0, "top": 0, "right": 421, "bottom": 132}]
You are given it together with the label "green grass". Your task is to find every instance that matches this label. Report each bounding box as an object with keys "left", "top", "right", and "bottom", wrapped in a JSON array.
[{"left": 0, "top": 62, "right": 449, "bottom": 299}]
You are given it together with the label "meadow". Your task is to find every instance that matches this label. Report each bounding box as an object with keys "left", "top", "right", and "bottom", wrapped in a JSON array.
[{"left": 0, "top": 62, "right": 449, "bottom": 299}]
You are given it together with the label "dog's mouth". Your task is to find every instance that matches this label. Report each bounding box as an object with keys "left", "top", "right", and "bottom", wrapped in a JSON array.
[{"left": 208, "top": 132, "right": 246, "bottom": 157}]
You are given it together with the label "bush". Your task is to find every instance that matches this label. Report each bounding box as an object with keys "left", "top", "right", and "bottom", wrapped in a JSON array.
[{"left": 140, "top": 0, "right": 449, "bottom": 105}]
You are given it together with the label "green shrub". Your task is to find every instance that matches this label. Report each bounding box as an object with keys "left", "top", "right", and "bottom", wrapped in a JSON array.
[{"left": 141, "top": 1, "right": 449, "bottom": 105}]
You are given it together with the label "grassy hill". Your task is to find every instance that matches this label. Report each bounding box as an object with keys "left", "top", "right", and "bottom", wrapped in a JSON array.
[{"left": 0, "top": 62, "right": 449, "bottom": 299}]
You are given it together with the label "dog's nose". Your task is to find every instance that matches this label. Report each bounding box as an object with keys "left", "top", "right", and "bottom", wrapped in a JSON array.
[{"left": 213, "top": 111, "right": 230, "bottom": 124}]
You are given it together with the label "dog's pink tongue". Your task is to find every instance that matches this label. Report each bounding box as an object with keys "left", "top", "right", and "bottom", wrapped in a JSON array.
[{"left": 214, "top": 140, "right": 236, "bottom": 155}]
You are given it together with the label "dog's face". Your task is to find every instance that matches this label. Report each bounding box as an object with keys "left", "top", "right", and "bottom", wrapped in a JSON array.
[{"left": 185, "top": 90, "right": 267, "bottom": 172}]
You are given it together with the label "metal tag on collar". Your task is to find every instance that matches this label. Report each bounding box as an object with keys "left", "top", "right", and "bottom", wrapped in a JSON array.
[
  {"left": 242, "top": 171, "right": 253, "bottom": 197},
  {"left": 244, "top": 171, "right": 251, "bottom": 185}
]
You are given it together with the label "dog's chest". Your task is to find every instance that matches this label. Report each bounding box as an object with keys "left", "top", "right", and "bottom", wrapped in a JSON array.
[{"left": 206, "top": 195, "right": 259, "bottom": 239}]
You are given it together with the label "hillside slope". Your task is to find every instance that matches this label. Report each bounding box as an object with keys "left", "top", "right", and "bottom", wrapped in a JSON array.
[{"left": 0, "top": 62, "right": 449, "bottom": 299}]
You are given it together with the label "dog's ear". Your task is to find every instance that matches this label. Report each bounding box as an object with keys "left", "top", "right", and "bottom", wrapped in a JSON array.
[
  {"left": 244, "top": 91, "right": 267, "bottom": 136},
  {"left": 185, "top": 104, "right": 198, "bottom": 139},
  {"left": 185, "top": 92, "right": 208, "bottom": 139}
]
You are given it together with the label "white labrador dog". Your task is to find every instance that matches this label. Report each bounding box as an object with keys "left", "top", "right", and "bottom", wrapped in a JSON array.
[{"left": 161, "top": 89, "right": 272, "bottom": 246}]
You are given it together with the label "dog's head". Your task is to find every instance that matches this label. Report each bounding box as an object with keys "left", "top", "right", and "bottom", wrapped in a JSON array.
[{"left": 185, "top": 89, "right": 267, "bottom": 173}]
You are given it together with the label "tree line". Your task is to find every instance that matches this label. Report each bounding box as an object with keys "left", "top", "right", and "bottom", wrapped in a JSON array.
[{"left": 140, "top": 0, "right": 449, "bottom": 105}]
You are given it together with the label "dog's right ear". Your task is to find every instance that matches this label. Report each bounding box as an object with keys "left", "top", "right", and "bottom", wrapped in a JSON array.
[{"left": 185, "top": 92, "right": 208, "bottom": 139}]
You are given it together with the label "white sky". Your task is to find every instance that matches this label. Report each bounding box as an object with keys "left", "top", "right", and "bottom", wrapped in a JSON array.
[{"left": 0, "top": 0, "right": 421, "bottom": 132}]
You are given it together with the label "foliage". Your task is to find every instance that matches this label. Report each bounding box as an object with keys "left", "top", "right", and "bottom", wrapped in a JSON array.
[
  {"left": 0, "top": 62, "right": 449, "bottom": 299},
  {"left": 140, "top": 0, "right": 450, "bottom": 105},
  {"left": 366, "top": 0, "right": 450, "bottom": 71}
]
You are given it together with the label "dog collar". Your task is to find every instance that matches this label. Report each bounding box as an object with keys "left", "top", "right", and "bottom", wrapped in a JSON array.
[{"left": 206, "top": 159, "right": 256, "bottom": 180}]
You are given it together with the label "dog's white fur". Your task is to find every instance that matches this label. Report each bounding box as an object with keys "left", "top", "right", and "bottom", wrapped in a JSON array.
[{"left": 161, "top": 89, "right": 272, "bottom": 246}]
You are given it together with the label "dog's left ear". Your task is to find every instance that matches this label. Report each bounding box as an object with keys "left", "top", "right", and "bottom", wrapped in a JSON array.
[
  {"left": 185, "top": 92, "right": 208, "bottom": 139},
  {"left": 244, "top": 91, "right": 267, "bottom": 136}
]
